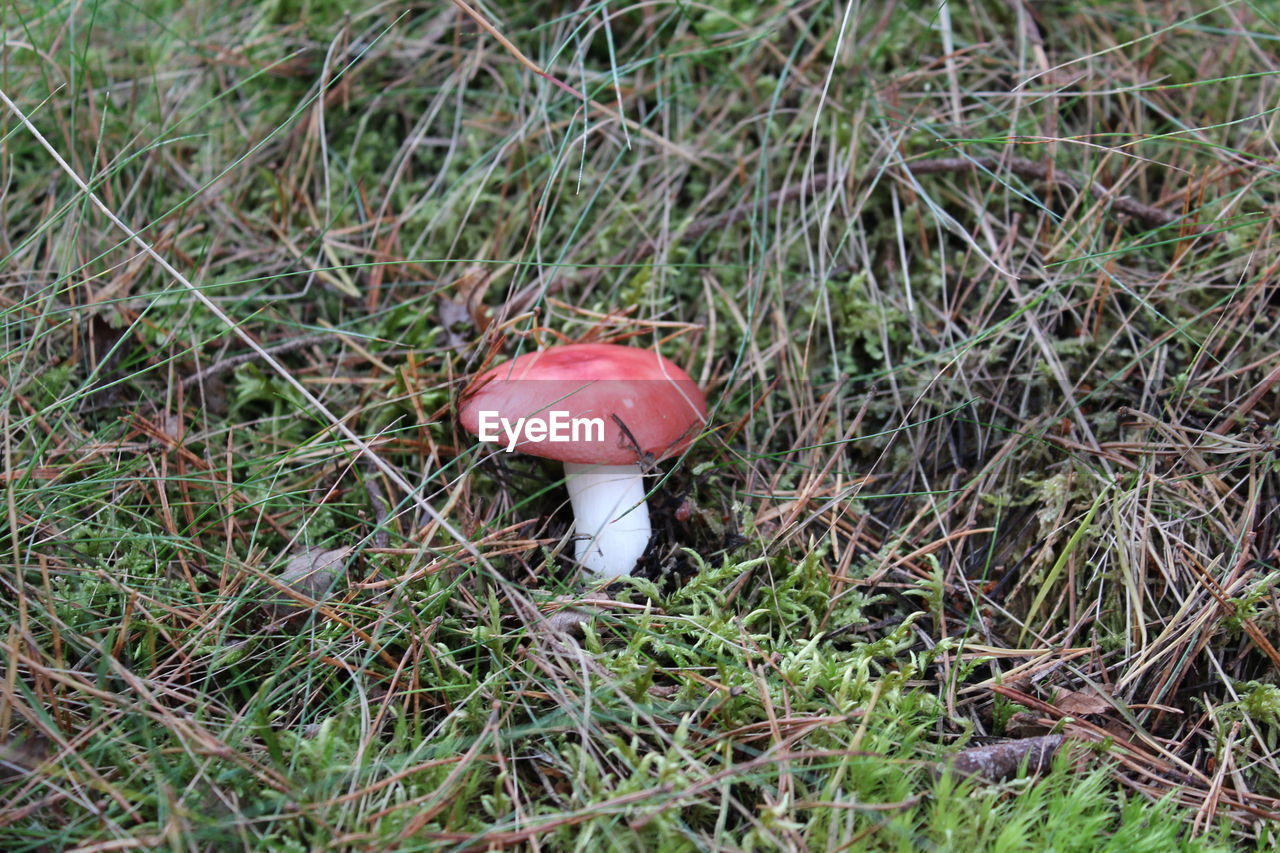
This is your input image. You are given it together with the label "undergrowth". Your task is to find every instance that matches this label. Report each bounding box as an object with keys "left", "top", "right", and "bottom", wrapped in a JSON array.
[{"left": 1, "top": 0, "right": 1278, "bottom": 850}]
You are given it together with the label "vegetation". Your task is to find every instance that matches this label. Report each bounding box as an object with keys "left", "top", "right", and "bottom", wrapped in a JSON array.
[{"left": 1, "top": 0, "right": 1278, "bottom": 849}]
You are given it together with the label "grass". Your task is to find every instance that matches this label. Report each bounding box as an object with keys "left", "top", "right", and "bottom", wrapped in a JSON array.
[{"left": 1, "top": 0, "right": 1279, "bottom": 849}]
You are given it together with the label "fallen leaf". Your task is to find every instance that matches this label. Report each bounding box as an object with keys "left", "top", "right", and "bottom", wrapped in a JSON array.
[
  {"left": 269, "top": 547, "right": 351, "bottom": 617},
  {"left": 437, "top": 297, "right": 472, "bottom": 349},
  {"left": 950, "top": 734, "right": 1066, "bottom": 782},
  {"left": 1005, "top": 711, "right": 1050, "bottom": 739},
  {"left": 0, "top": 730, "right": 54, "bottom": 783},
  {"left": 540, "top": 595, "right": 602, "bottom": 636},
  {"left": 1051, "top": 688, "right": 1113, "bottom": 717}
]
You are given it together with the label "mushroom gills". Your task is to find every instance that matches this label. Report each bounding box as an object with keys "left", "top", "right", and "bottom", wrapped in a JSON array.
[{"left": 562, "top": 461, "right": 651, "bottom": 578}]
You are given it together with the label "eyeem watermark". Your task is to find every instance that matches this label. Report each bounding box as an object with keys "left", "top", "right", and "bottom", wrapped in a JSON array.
[{"left": 476, "top": 411, "right": 605, "bottom": 452}]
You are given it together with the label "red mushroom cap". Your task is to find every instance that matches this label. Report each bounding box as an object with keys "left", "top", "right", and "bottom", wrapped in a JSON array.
[{"left": 458, "top": 343, "right": 707, "bottom": 465}]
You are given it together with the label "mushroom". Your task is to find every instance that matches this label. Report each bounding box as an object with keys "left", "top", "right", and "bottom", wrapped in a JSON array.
[{"left": 458, "top": 343, "right": 707, "bottom": 578}]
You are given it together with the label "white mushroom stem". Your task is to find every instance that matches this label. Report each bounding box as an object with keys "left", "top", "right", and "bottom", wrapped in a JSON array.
[{"left": 562, "top": 461, "right": 651, "bottom": 578}]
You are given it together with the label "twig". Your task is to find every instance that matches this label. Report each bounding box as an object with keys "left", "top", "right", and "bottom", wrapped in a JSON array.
[
  {"left": 448, "top": 0, "right": 704, "bottom": 165},
  {"left": 949, "top": 734, "right": 1066, "bottom": 781},
  {"left": 597, "top": 174, "right": 837, "bottom": 273},
  {"left": 363, "top": 464, "right": 392, "bottom": 550},
  {"left": 683, "top": 173, "right": 838, "bottom": 240},
  {"left": 608, "top": 154, "right": 1195, "bottom": 274},
  {"left": 906, "top": 155, "right": 1191, "bottom": 230},
  {"left": 180, "top": 334, "right": 331, "bottom": 388},
  {"left": 692, "top": 155, "right": 1192, "bottom": 239}
]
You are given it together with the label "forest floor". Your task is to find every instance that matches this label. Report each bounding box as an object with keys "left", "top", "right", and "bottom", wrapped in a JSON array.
[{"left": 1, "top": 1, "right": 1279, "bottom": 850}]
